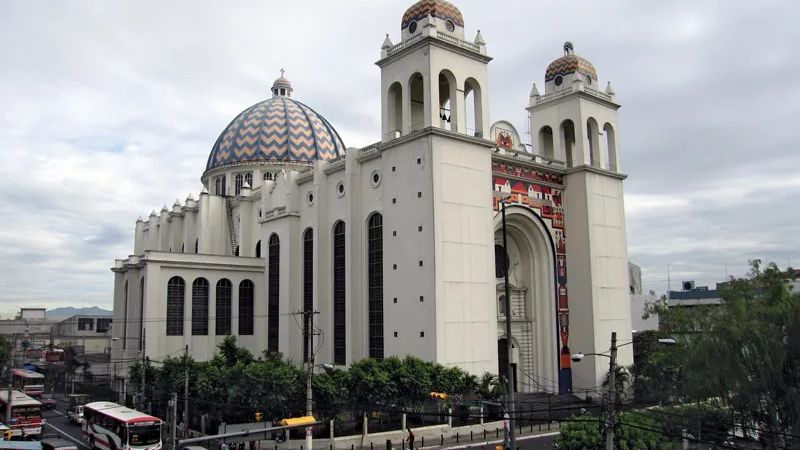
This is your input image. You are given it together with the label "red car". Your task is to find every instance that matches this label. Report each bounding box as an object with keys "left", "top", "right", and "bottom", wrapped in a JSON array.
[{"left": 40, "top": 393, "right": 58, "bottom": 410}]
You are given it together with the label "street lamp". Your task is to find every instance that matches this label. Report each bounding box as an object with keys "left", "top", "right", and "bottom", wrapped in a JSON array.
[
  {"left": 572, "top": 333, "right": 676, "bottom": 450},
  {"left": 493, "top": 190, "right": 516, "bottom": 450}
]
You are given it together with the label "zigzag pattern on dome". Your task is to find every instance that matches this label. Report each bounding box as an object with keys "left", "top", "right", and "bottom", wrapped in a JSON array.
[
  {"left": 401, "top": 0, "right": 464, "bottom": 30},
  {"left": 545, "top": 55, "right": 597, "bottom": 82},
  {"left": 207, "top": 96, "right": 345, "bottom": 171}
]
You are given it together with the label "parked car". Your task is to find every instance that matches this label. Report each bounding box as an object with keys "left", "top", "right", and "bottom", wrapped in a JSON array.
[{"left": 39, "top": 394, "right": 57, "bottom": 410}]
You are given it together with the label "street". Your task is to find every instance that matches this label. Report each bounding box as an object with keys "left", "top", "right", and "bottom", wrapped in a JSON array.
[{"left": 42, "top": 408, "right": 90, "bottom": 450}]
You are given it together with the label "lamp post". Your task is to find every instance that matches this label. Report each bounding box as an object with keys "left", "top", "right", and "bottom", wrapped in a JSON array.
[
  {"left": 572, "top": 333, "right": 675, "bottom": 450},
  {"left": 494, "top": 191, "right": 516, "bottom": 450}
]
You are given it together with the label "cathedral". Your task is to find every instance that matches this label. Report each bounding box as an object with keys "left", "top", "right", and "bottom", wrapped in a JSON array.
[{"left": 112, "top": 0, "right": 633, "bottom": 396}]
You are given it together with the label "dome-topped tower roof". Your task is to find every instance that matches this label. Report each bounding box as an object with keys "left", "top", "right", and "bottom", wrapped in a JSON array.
[
  {"left": 545, "top": 41, "right": 597, "bottom": 82},
  {"left": 205, "top": 73, "right": 345, "bottom": 172},
  {"left": 401, "top": 0, "right": 464, "bottom": 30}
]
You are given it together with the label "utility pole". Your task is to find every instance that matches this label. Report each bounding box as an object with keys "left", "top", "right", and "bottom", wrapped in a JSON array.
[
  {"left": 183, "top": 344, "right": 189, "bottom": 436},
  {"left": 170, "top": 392, "right": 178, "bottom": 450},
  {"left": 5, "top": 349, "right": 13, "bottom": 423},
  {"left": 606, "top": 331, "right": 618, "bottom": 450},
  {"left": 500, "top": 200, "right": 516, "bottom": 450},
  {"left": 300, "top": 309, "right": 319, "bottom": 450},
  {"left": 140, "top": 328, "right": 146, "bottom": 412}
]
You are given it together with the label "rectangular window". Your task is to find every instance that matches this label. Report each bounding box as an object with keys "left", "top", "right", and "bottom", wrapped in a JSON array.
[
  {"left": 238, "top": 280, "right": 255, "bottom": 336},
  {"left": 368, "top": 213, "right": 384, "bottom": 359},
  {"left": 303, "top": 229, "right": 314, "bottom": 362},
  {"left": 215, "top": 280, "right": 232, "bottom": 336},
  {"left": 96, "top": 318, "right": 112, "bottom": 333},
  {"left": 192, "top": 279, "right": 209, "bottom": 335},
  {"left": 78, "top": 318, "right": 94, "bottom": 331},
  {"left": 166, "top": 277, "right": 185, "bottom": 336},
  {"left": 268, "top": 235, "right": 280, "bottom": 352}
]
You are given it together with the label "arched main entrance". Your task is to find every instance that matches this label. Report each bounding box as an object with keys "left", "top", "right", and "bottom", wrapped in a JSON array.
[{"left": 494, "top": 205, "right": 559, "bottom": 393}]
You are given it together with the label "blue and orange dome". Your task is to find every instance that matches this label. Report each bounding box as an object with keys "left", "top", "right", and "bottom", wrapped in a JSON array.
[{"left": 206, "top": 76, "right": 345, "bottom": 171}]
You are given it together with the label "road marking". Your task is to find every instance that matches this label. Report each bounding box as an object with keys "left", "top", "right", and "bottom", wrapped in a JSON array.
[{"left": 44, "top": 421, "right": 91, "bottom": 450}]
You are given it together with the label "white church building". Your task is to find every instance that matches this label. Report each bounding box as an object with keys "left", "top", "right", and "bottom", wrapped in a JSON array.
[{"left": 112, "top": 0, "right": 632, "bottom": 395}]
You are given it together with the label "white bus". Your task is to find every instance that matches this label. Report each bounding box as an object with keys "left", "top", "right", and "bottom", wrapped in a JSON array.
[
  {"left": 0, "top": 390, "right": 43, "bottom": 439},
  {"left": 10, "top": 370, "right": 44, "bottom": 399},
  {"left": 82, "top": 402, "right": 162, "bottom": 450}
]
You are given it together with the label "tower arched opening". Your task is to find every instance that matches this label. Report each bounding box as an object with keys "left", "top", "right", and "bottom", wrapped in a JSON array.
[
  {"left": 387, "top": 82, "right": 403, "bottom": 139},
  {"left": 587, "top": 118, "right": 600, "bottom": 168},
  {"left": 465, "top": 77, "right": 483, "bottom": 137},
  {"left": 538, "top": 126, "right": 555, "bottom": 161},
  {"left": 409, "top": 73, "right": 425, "bottom": 132},
  {"left": 438, "top": 70, "right": 457, "bottom": 131},
  {"left": 560, "top": 120, "right": 576, "bottom": 167},
  {"left": 604, "top": 122, "right": 617, "bottom": 171}
]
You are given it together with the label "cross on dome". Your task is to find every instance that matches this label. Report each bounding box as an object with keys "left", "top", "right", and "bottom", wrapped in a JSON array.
[{"left": 271, "top": 68, "right": 293, "bottom": 98}]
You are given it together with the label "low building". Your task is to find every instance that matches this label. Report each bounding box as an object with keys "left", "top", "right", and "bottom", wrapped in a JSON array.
[{"left": 629, "top": 262, "right": 658, "bottom": 333}]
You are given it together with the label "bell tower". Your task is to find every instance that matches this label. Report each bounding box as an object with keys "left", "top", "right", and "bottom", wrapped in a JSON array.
[
  {"left": 528, "top": 42, "right": 632, "bottom": 394},
  {"left": 371, "top": 0, "right": 498, "bottom": 376},
  {"left": 377, "top": 0, "right": 491, "bottom": 141}
]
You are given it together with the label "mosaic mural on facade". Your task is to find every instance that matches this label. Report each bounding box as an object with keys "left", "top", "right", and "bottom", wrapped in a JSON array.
[{"left": 492, "top": 160, "right": 573, "bottom": 394}]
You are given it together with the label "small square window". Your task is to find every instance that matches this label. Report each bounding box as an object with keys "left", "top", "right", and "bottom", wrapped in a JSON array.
[
  {"left": 393, "top": 297, "right": 398, "bottom": 304},
  {"left": 418, "top": 225, "right": 423, "bottom": 232},
  {"left": 392, "top": 166, "right": 396, "bottom": 172},
  {"left": 393, "top": 231, "right": 397, "bottom": 237},
  {"left": 393, "top": 264, "right": 397, "bottom": 270},
  {"left": 392, "top": 198, "right": 397, "bottom": 204},
  {"left": 419, "top": 296, "right": 424, "bottom": 302},
  {"left": 394, "top": 331, "right": 398, "bottom": 337},
  {"left": 417, "top": 158, "right": 422, "bottom": 165},
  {"left": 417, "top": 192, "right": 422, "bottom": 198},
  {"left": 420, "top": 331, "right": 425, "bottom": 337},
  {"left": 419, "top": 260, "right": 423, "bottom": 267}
]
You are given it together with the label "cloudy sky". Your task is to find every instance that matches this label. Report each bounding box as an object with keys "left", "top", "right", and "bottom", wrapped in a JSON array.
[{"left": 1, "top": 0, "right": 798, "bottom": 317}]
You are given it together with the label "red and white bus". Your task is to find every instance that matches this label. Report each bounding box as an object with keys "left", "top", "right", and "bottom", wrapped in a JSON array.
[
  {"left": 11, "top": 370, "right": 44, "bottom": 398},
  {"left": 82, "top": 402, "right": 162, "bottom": 450},
  {"left": 0, "top": 389, "right": 43, "bottom": 439}
]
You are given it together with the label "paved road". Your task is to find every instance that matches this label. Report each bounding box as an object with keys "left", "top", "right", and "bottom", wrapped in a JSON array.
[
  {"left": 42, "top": 408, "right": 90, "bottom": 449},
  {"left": 432, "top": 432, "right": 558, "bottom": 450}
]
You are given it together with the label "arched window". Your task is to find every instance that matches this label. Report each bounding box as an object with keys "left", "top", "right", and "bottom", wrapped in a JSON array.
[
  {"left": 191, "top": 278, "right": 209, "bottom": 335},
  {"left": 560, "top": 120, "right": 576, "bottom": 167},
  {"left": 166, "top": 277, "right": 185, "bottom": 336},
  {"left": 215, "top": 279, "right": 232, "bottom": 336},
  {"left": 498, "top": 294, "right": 506, "bottom": 317},
  {"left": 303, "top": 228, "right": 314, "bottom": 362},
  {"left": 333, "top": 221, "right": 346, "bottom": 365},
  {"left": 409, "top": 73, "right": 425, "bottom": 132},
  {"left": 215, "top": 176, "right": 226, "bottom": 196},
  {"left": 587, "top": 118, "right": 600, "bottom": 167},
  {"left": 538, "top": 126, "right": 555, "bottom": 160},
  {"left": 367, "top": 213, "right": 384, "bottom": 359},
  {"left": 387, "top": 82, "right": 403, "bottom": 139},
  {"left": 255, "top": 240, "right": 262, "bottom": 258},
  {"left": 465, "top": 78, "right": 483, "bottom": 137},
  {"left": 263, "top": 172, "right": 273, "bottom": 181},
  {"left": 239, "top": 280, "right": 254, "bottom": 336},
  {"left": 235, "top": 173, "right": 244, "bottom": 196},
  {"left": 604, "top": 123, "right": 617, "bottom": 171},
  {"left": 244, "top": 172, "right": 253, "bottom": 189},
  {"left": 122, "top": 281, "right": 129, "bottom": 348},
  {"left": 438, "top": 70, "right": 457, "bottom": 131},
  {"left": 267, "top": 234, "right": 280, "bottom": 352},
  {"left": 139, "top": 277, "right": 145, "bottom": 350}
]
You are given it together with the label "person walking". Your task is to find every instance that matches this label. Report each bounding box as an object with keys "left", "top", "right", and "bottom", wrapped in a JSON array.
[{"left": 408, "top": 429, "right": 415, "bottom": 450}]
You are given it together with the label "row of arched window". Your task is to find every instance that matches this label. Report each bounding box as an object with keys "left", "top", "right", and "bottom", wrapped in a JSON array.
[
  {"left": 165, "top": 277, "right": 255, "bottom": 337},
  {"left": 213, "top": 172, "right": 255, "bottom": 196},
  {"left": 537, "top": 119, "right": 616, "bottom": 170},
  {"left": 163, "top": 213, "right": 384, "bottom": 363}
]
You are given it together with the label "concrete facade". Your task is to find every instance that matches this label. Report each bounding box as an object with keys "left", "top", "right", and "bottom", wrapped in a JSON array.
[{"left": 111, "top": 0, "right": 633, "bottom": 397}]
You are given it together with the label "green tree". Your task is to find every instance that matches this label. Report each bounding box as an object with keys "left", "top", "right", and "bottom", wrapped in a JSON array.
[
  {"left": 556, "top": 412, "right": 680, "bottom": 450},
  {"left": 0, "top": 337, "right": 10, "bottom": 369}
]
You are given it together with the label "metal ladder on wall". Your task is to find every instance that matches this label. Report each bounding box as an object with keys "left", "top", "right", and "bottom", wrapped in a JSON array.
[{"left": 225, "top": 197, "right": 238, "bottom": 255}]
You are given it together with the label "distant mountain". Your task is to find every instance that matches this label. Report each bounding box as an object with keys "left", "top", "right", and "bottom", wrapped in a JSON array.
[{"left": 46, "top": 306, "right": 112, "bottom": 319}]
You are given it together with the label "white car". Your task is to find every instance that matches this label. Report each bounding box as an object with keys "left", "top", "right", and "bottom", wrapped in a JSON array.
[{"left": 68, "top": 405, "right": 84, "bottom": 425}]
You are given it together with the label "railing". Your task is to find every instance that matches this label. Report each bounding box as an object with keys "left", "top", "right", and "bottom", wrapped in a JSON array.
[
  {"left": 535, "top": 85, "right": 614, "bottom": 105},
  {"left": 386, "top": 31, "right": 480, "bottom": 57}
]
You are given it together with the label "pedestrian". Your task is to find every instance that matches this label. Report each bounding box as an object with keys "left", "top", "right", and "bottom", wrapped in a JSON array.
[{"left": 408, "top": 429, "right": 415, "bottom": 450}]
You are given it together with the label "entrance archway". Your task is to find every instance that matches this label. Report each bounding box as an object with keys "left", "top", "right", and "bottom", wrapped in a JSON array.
[{"left": 493, "top": 205, "right": 559, "bottom": 393}]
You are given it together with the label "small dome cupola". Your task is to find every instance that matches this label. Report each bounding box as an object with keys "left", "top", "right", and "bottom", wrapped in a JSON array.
[
  {"left": 544, "top": 41, "right": 598, "bottom": 94},
  {"left": 271, "top": 69, "right": 293, "bottom": 98},
  {"left": 401, "top": 0, "right": 465, "bottom": 40}
]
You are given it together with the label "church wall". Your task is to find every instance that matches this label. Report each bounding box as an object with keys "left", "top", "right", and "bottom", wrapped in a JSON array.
[
  {"left": 431, "top": 134, "right": 496, "bottom": 375},
  {"left": 377, "top": 137, "right": 437, "bottom": 363}
]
